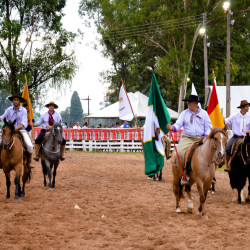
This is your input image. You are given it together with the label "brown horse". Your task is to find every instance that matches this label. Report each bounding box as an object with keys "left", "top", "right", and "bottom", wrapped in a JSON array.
[
  {"left": 172, "top": 127, "right": 228, "bottom": 219},
  {"left": 1, "top": 118, "right": 31, "bottom": 202}
]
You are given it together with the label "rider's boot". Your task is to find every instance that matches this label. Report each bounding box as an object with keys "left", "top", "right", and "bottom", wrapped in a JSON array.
[
  {"left": 60, "top": 144, "right": 66, "bottom": 161},
  {"left": 224, "top": 155, "right": 231, "bottom": 172},
  {"left": 33, "top": 144, "right": 40, "bottom": 162},
  {"left": 27, "top": 152, "right": 35, "bottom": 169}
]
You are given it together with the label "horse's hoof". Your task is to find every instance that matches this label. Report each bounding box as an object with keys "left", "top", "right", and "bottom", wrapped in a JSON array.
[
  {"left": 212, "top": 191, "right": 215, "bottom": 194},
  {"left": 202, "top": 215, "right": 209, "bottom": 220},
  {"left": 196, "top": 211, "right": 202, "bottom": 216},
  {"left": 20, "top": 194, "right": 25, "bottom": 198},
  {"left": 49, "top": 187, "right": 54, "bottom": 190},
  {"left": 176, "top": 207, "right": 181, "bottom": 213},
  {"left": 187, "top": 207, "right": 193, "bottom": 214},
  {"left": 13, "top": 198, "right": 19, "bottom": 203}
]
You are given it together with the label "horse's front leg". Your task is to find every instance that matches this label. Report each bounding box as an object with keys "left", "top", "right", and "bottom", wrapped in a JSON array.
[
  {"left": 41, "top": 160, "right": 47, "bottom": 187},
  {"left": 237, "top": 188, "right": 242, "bottom": 204},
  {"left": 52, "top": 161, "right": 59, "bottom": 189},
  {"left": 185, "top": 179, "right": 194, "bottom": 214},
  {"left": 14, "top": 175, "right": 21, "bottom": 202},
  {"left": 47, "top": 162, "right": 53, "bottom": 190},
  {"left": 197, "top": 180, "right": 208, "bottom": 219},
  {"left": 5, "top": 172, "right": 11, "bottom": 199}
]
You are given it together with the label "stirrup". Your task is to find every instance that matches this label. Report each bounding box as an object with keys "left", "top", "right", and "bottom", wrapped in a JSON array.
[{"left": 180, "top": 176, "right": 189, "bottom": 186}]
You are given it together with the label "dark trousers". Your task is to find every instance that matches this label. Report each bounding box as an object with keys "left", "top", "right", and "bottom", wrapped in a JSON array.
[
  {"left": 226, "top": 135, "right": 243, "bottom": 156},
  {"left": 35, "top": 129, "right": 66, "bottom": 145}
]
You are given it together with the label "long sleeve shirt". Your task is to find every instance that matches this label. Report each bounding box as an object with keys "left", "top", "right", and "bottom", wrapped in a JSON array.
[
  {"left": 172, "top": 107, "right": 212, "bottom": 137},
  {"left": 225, "top": 112, "right": 250, "bottom": 136},
  {"left": 1, "top": 105, "right": 27, "bottom": 129},
  {"left": 37, "top": 111, "right": 62, "bottom": 129}
]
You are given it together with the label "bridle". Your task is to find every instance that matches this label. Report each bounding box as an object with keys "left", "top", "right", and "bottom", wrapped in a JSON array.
[
  {"left": 42, "top": 125, "right": 62, "bottom": 154},
  {"left": 2, "top": 125, "right": 15, "bottom": 150},
  {"left": 200, "top": 133, "right": 226, "bottom": 167}
]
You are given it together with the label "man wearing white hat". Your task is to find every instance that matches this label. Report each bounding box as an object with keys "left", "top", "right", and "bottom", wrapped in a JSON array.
[{"left": 33, "top": 101, "right": 66, "bottom": 161}]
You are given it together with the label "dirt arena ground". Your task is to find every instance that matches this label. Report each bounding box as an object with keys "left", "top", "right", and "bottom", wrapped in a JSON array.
[{"left": 0, "top": 151, "right": 249, "bottom": 249}]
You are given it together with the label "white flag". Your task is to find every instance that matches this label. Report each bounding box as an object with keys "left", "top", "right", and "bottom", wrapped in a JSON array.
[
  {"left": 119, "top": 83, "right": 133, "bottom": 121},
  {"left": 191, "top": 83, "right": 201, "bottom": 108}
]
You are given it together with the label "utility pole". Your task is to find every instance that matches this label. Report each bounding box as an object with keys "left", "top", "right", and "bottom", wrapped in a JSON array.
[
  {"left": 81, "top": 96, "right": 91, "bottom": 115},
  {"left": 203, "top": 13, "right": 209, "bottom": 107},
  {"left": 226, "top": 9, "right": 231, "bottom": 117}
]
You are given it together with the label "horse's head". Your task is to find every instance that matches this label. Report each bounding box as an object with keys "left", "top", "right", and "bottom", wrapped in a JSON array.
[
  {"left": 243, "top": 133, "right": 250, "bottom": 165},
  {"left": 51, "top": 123, "right": 63, "bottom": 144},
  {"left": 208, "top": 126, "right": 228, "bottom": 164},
  {"left": 2, "top": 118, "right": 16, "bottom": 149}
]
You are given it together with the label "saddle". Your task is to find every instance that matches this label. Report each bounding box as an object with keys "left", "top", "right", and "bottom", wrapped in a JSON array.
[
  {"left": 184, "top": 140, "right": 203, "bottom": 173},
  {"left": 228, "top": 138, "right": 244, "bottom": 166}
]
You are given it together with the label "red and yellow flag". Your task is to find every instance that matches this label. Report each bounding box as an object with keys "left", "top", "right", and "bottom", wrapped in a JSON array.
[
  {"left": 207, "top": 76, "right": 224, "bottom": 128},
  {"left": 21, "top": 75, "right": 35, "bottom": 127}
]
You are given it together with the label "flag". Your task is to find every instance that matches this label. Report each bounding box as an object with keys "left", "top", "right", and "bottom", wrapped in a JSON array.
[
  {"left": 207, "top": 78, "right": 224, "bottom": 128},
  {"left": 191, "top": 83, "right": 201, "bottom": 108},
  {"left": 119, "top": 82, "right": 133, "bottom": 121},
  {"left": 144, "top": 74, "right": 171, "bottom": 177},
  {"left": 21, "top": 75, "right": 35, "bottom": 131}
]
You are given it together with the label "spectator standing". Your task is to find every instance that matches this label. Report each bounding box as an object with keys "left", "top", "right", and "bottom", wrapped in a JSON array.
[{"left": 73, "top": 122, "right": 81, "bottom": 129}]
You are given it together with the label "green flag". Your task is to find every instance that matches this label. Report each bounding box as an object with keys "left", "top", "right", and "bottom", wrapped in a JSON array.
[{"left": 144, "top": 74, "right": 171, "bottom": 177}]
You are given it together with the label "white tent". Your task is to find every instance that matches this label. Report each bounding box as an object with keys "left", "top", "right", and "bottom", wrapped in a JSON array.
[
  {"left": 86, "top": 91, "right": 179, "bottom": 120},
  {"left": 208, "top": 86, "right": 250, "bottom": 117}
]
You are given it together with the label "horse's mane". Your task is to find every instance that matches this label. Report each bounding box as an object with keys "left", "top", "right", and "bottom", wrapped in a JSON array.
[{"left": 208, "top": 127, "right": 228, "bottom": 139}]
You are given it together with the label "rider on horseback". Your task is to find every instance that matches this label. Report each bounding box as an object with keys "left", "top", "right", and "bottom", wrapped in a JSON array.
[
  {"left": 0, "top": 94, "right": 34, "bottom": 169},
  {"left": 166, "top": 94, "right": 212, "bottom": 185},
  {"left": 33, "top": 101, "right": 66, "bottom": 161},
  {"left": 224, "top": 100, "right": 250, "bottom": 172}
]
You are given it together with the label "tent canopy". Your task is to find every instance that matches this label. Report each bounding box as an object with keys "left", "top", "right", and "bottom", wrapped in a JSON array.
[
  {"left": 208, "top": 86, "right": 250, "bottom": 117},
  {"left": 86, "top": 91, "right": 179, "bottom": 120}
]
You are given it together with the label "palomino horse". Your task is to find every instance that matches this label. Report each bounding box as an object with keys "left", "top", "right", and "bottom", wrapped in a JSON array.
[
  {"left": 229, "top": 132, "right": 250, "bottom": 204},
  {"left": 40, "top": 123, "right": 63, "bottom": 189},
  {"left": 172, "top": 127, "right": 228, "bottom": 219},
  {"left": 1, "top": 119, "right": 31, "bottom": 202}
]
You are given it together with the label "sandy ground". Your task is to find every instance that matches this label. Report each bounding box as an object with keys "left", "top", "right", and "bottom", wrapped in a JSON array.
[{"left": 0, "top": 151, "right": 249, "bottom": 250}]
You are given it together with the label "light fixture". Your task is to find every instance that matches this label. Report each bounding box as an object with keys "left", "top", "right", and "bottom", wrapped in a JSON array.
[
  {"left": 223, "top": 1, "right": 230, "bottom": 13},
  {"left": 199, "top": 27, "right": 206, "bottom": 35}
]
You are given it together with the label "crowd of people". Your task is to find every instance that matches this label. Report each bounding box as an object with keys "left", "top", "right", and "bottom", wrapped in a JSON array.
[{"left": 62, "top": 120, "right": 138, "bottom": 129}]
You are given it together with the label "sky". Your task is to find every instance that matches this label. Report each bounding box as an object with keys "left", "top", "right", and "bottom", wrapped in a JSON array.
[{"left": 41, "top": 1, "right": 112, "bottom": 115}]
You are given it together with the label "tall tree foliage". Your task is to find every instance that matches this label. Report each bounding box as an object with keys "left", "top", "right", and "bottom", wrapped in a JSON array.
[
  {"left": 0, "top": 0, "right": 77, "bottom": 98},
  {"left": 70, "top": 91, "right": 83, "bottom": 126},
  {"left": 79, "top": 0, "right": 249, "bottom": 112}
]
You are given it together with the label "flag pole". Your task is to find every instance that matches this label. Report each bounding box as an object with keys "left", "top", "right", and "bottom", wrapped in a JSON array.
[
  {"left": 24, "top": 74, "right": 34, "bottom": 141},
  {"left": 121, "top": 78, "right": 144, "bottom": 152}
]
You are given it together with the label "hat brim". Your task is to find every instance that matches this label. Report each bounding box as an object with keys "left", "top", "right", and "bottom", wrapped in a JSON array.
[
  {"left": 8, "top": 95, "right": 26, "bottom": 103},
  {"left": 237, "top": 103, "right": 250, "bottom": 108},
  {"left": 182, "top": 98, "right": 201, "bottom": 103},
  {"left": 45, "top": 103, "right": 58, "bottom": 109}
]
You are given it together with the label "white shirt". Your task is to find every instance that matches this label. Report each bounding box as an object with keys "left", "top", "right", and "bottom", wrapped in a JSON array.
[
  {"left": 73, "top": 125, "right": 81, "bottom": 129},
  {"left": 1, "top": 105, "right": 27, "bottom": 129},
  {"left": 37, "top": 111, "right": 62, "bottom": 129},
  {"left": 225, "top": 112, "right": 250, "bottom": 136}
]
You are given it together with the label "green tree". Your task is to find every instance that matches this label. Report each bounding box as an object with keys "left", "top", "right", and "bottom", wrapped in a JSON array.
[
  {"left": 0, "top": 0, "right": 78, "bottom": 99},
  {"left": 0, "top": 91, "right": 10, "bottom": 115},
  {"left": 79, "top": 0, "right": 249, "bottom": 112},
  {"left": 60, "top": 106, "right": 71, "bottom": 125},
  {"left": 70, "top": 91, "right": 83, "bottom": 126}
]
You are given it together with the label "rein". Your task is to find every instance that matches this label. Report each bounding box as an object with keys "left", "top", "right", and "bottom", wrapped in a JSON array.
[
  {"left": 240, "top": 143, "right": 249, "bottom": 165},
  {"left": 8, "top": 137, "right": 15, "bottom": 150},
  {"left": 42, "top": 126, "right": 62, "bottom": 154}
]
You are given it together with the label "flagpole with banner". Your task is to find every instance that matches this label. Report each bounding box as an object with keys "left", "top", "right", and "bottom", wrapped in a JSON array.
[
  {"left": 207, "top": 70, "right": 224, "bottom": 128},
  {"left": 144, "top": 74, "right": 171, "bottom": 177},
  {"left": 21, "top": 75, "right": 35, "bottom": 139},
  {"left": 119, "top": 79, "right": 144, "bottom": 152}
]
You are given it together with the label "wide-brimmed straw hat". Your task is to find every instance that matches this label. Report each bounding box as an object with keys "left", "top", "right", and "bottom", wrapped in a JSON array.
[
  {"left": 45, "top": 101, "right": 58, "bottom": 109},
  {"left": 8, "top": 94, "right": 26, "bottom": 103},
  {"left": 237, "top": 100, "right": 250, "bottom": 109},
  {"left": 182, "top": 94, "right": 201, "bottom": 103}
]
